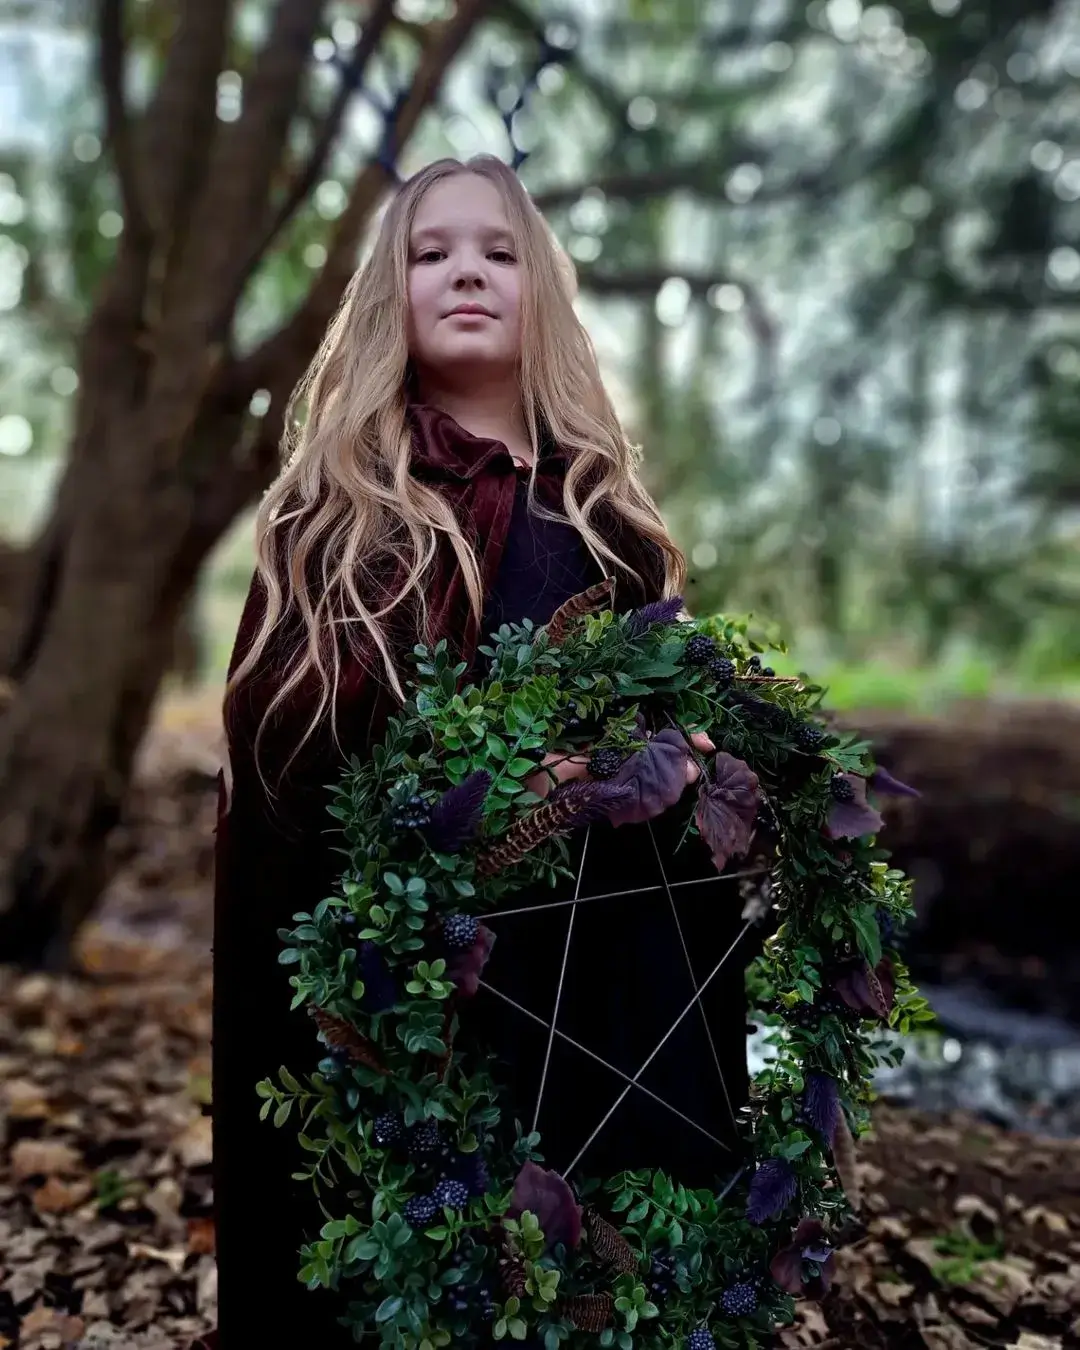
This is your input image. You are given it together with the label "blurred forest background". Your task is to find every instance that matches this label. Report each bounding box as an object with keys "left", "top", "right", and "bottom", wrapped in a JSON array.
[
  {"left": 1, "top": 4, "right": 1080, "bottom": 1346},
  {"left": 0, "top": 0, "right": 1079, "bottom": 967}
]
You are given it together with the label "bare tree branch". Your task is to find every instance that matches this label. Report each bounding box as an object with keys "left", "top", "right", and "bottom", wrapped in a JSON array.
[
  {"left": 185, "top": 0, "right": 329, "bottom": 323},
  {"left": 215, "top": 0, "right": 399, "bottom": 328},
  {"left": 140, "top": 0, "right": 231, "bottom": 239},
  {"left": 574, "top": 266, "right": 736, "bottom": 300},
  {"left": 238, "top": 0, "right": 494, "bottom": 394},
  {"left": 98, "top": 0, "right": 150, "bottom": 248}
]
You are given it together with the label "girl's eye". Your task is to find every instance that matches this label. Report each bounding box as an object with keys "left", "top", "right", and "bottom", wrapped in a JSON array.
[
  {"left": 415, "top": 249, "right": 445, "bottom": 264},
  {"left": 490, "top": 248, "right": 516, "bottom": 263}
]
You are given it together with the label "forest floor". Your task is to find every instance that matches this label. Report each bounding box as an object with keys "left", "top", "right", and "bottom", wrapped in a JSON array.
[{"left": 1, "top": 695, "right": 1079, "bottom": 1349}]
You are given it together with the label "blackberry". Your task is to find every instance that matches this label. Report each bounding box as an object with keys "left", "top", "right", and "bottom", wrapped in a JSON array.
[
  {"left": 830, "top": 773, "right": 856, "bottom": 803},
  {"left": 686, "top": 1330, "right": 716, "bottom": 1350},
  {"left": 790, "top": 1003, "right": 820, "bottom": 1030},
  {"left": 795, "top": 723, "right": 826, "bottom": 751},
  {"left": 587, "top": 747, "right": 625, "bottom": 779},
  {"left": 819, "top": 993, "right": 862, "bottom": 1026},
  {"left": 648, "top": 1252, "right": 677, "bottom": 1298},
  {"left": 434, "top": 1178, "right": 470, "bottom": 1210},
  {"left": 442, "top": 913, "right": 479, "bottom": 951},
  {"left": 403, "top": 1193, "right": 440, "bottom": 1228},
  {"left": 707, "top": 656, "right": 736, "bottom": 687},
  {"left": 720, "top": 1281, "right": 759, "bottom": 1317},
  {"left": 373, "top": 1112, "right": 404, "bottom": 1147},
  {"left": 408, "top": 1119, "right": 441, "bottom": 1158},
  {"left": 444, "top": 1151, "right": 490, "bottom": 1197},
  {"left": 739, "top": 695, "right": 787, "bottom": 730},
  {"left": 684, "top": 634, "right": 717, "bottom": 666},
  {"left": 392, "top": 793, "right": 432, "bottom": 831}
]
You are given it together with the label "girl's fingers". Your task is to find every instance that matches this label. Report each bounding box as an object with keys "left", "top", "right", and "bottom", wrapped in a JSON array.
[{"left": 689, "top": 731, "right": 715, "bottom": 753}]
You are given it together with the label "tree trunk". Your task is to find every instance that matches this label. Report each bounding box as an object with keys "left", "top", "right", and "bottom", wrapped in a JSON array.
[
  {"left": 0, "top": 406, "right": 218, "bottom": 966},
  {"left": 0, "top": 0, "right": 492, "bottom": 969}
]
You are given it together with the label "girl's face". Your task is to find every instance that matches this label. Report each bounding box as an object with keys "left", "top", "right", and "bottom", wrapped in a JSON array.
[{"left": 406, "top": 174, "right": 523, "bottom": 382}]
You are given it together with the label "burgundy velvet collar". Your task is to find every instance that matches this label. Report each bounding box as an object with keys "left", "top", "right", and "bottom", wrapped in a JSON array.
[{"left": 406, "top": 403, "right": 568, "bottom": 482}]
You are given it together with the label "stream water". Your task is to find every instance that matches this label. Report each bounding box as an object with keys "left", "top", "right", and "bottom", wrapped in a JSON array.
[{"left": 748, "top": 981, "right": 1080, "bottom": 1137}]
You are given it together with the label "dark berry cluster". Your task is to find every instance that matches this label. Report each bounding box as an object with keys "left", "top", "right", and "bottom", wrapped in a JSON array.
[
  {"left": 408, "top": 1120, "right": 441, "bottom": 1158},
  {"left": 708, "top": 655, "right": 736, "bottom": 686},
  {"left": 736, "top": 693, "right": 788, "bottom": 730},
  {"left": 789, "top": 1002, "right": 822, "bottom": 1031},
  {"left": 795, "top": 722, "right": 826, "bottom": 751},
  {"left": 686, "top": 1329, "right": 716, "bottom": 1350},
  {"left": 391, "top": 793, "right": 431, "bottom": 831},
  {"left": 442, "top": 913, "right": 479, "bottom": 951},
  {"left": 434, "top": 1178, "right": 470, "bottom": 1210},
  {"left": 446, "top": 1278, "right": 496, "bottom": 1320},
  {"left": 818, "top": 992, "right": 863, "bottom": 1026},
  {"left": 403, "top": 1193, "right": 440, "bottom": 1228},
  {"left": 439, "top": 1148, "right": 489, "bottom": 1198},
  {"left": 720, "top": 1280, "right": 759, "bottom": 1316},
  {"left": 683, "top": 634, "right": 717, "bottom": 665},
  {"left": 830, "top": 773, "right": 856, "bottom": 803},
  {"left": 563, "top": 699, "right": 583, "bottom": 730},
  {"left": 373, "top": 1112, "right": 404, "bottom": 1147},
  {"left": 587, "top": 747, "right": 625, "bottom": 779},
  {"left": 648, "top": 1252, "right": 677, "bottom": 1299}
]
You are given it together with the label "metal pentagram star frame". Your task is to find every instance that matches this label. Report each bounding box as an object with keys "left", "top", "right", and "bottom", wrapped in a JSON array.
[{"left": 480, "top": 823, "right": 760, "bottom": 1178}]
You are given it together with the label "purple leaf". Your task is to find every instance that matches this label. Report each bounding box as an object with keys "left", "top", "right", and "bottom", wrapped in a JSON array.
[
  {"left": 424, "top": 770, "right": 491, "bottom": 852},
  {"left": 606, "top": 728, "right": 690, "bottom": 827},
  {"left": 802, "top": 1073, "right": 840, "bottom": 1140},
  {"left": 694, "top": 753, "right": 759, "bottom": 872},
  {"left": 746, "top": 1157, "right": 797, "bottom": 1225},
  {"left": 445, "top": 924, "right": 495, "bottom": 997},
  {"left": 870, "top": 765, "right": 920, "bottom": 799},
  {"left": 769, "top": 1219, "right": 836, "bottom": 1298},
  {"left": 826, "top": 774, "right": 884, "bottom": 840},
  {"left": 625, "top": 595, "right": 684, "bottom": 638},
  {"left": 508, "top": 1162, "right": 582, "bottom": 1250},
  {"left": 833, "top": 958, "right": 895, "bottom": 1020}
]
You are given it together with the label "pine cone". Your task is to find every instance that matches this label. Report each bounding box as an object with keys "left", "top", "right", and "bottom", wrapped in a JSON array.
[
  {"left": 545, "top": 576, "right": 615, "bottom": 646},
  {"left": 497, "top": 1245, "right": 528, "bottom": 1300},
  {"left": 559, "top": 1292, "right": 616, "bottom": 1332},
  {"left": 584, "top": 1206, "right": 638, "bottom": 1274},
  {"left": 310, "top": 1008, "right": 387, "bottom": 1075}
]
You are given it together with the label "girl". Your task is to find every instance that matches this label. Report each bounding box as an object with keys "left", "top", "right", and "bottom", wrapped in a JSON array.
[{"left": 213, "top": 155, "right": 753, "bottom": 1344}]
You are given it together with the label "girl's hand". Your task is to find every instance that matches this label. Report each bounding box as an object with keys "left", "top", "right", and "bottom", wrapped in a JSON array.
[
  {"left": 524, "top": 731, "right": 715, "bottom": 799},
  {"left": 524, "top": 750, "right": 591, "bottom": 799},
  {"left": 684, "top": 730, "right": 715, "bottom": 784}
]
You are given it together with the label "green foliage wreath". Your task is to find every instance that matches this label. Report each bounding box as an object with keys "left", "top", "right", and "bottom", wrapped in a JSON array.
[{"left": 258, "top": 582, "right": 930, "bottom": 1350}]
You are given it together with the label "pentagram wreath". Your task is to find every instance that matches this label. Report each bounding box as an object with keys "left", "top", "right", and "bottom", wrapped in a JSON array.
[{"left": 258, "top": 580, "right": 929, "bottom": 1350}]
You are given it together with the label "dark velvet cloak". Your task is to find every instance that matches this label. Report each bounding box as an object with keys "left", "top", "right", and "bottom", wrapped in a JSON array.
[{"left": 211, "top": 407, "right": 750, "bottom": 1345}]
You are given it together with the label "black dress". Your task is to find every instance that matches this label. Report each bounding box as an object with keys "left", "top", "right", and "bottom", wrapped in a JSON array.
[{"left": 465, "top": 475, "right": 752, "bottom": 1190}]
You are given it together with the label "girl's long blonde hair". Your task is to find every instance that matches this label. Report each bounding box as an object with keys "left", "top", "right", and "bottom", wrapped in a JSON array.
[{"left": 227, "top": 155, "right": 686, "bottom": 770}]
